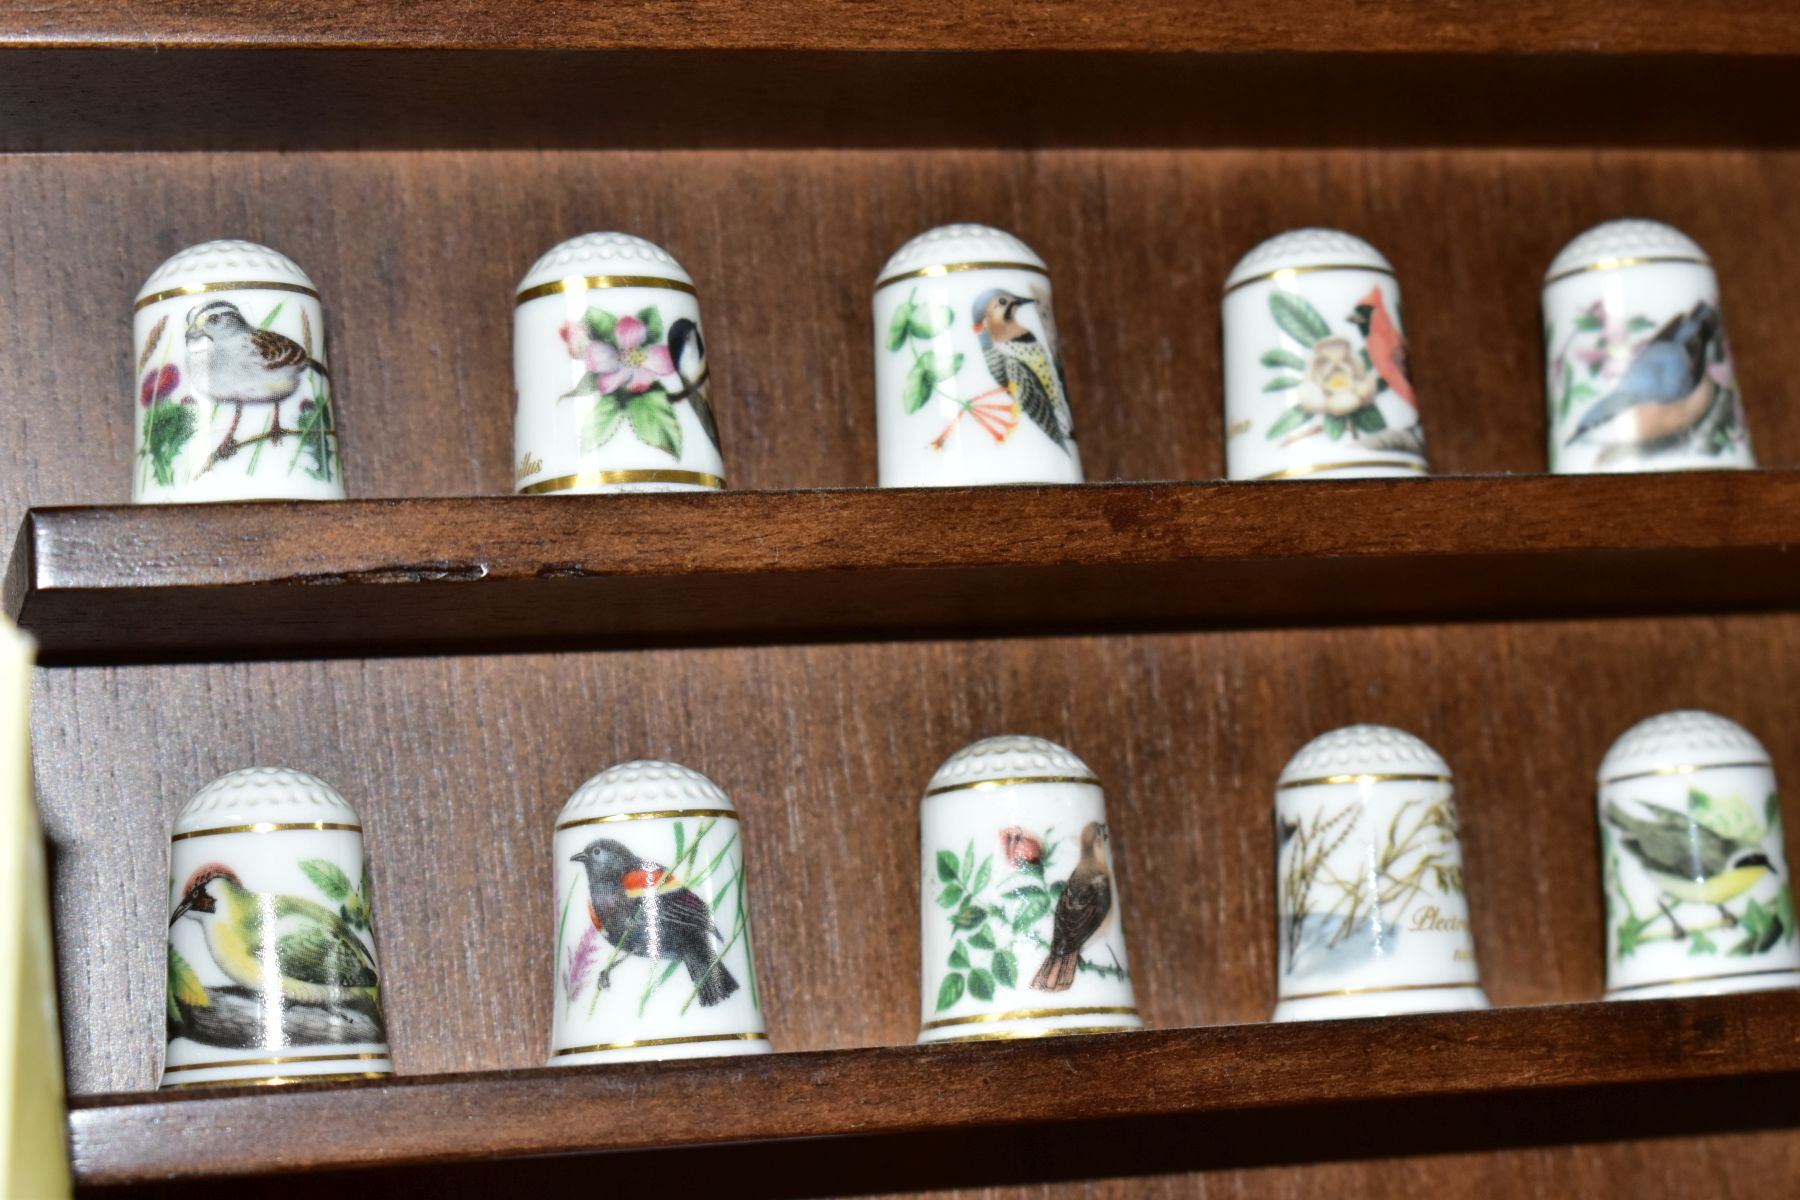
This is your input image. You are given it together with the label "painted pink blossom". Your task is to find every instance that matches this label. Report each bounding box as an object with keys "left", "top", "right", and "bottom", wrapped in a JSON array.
[
  {"left": 1000, "top": 826, "right": 1043, "bottom": 869},
  {"left": 563, "top": 925, "right": 601, "bottom": 1002},
  {"left": 595, "top": 315, "right": 675, "bottom": 394},
  {"left": 139, "top": 363, "right": 181, "bottom": 408},
  {"left": 559, "top": 321, "right": 591, "bottom": 357}
]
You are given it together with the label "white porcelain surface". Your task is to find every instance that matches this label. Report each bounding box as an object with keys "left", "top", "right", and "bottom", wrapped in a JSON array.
[
  {"left": 514, "top": 233, "right": 726, "bottom": 495},
  {"left": 1223, "top": 229, "right": 1427, "bottom": 482},
  {"left": 550, "top": 761, "right": 769, "bottom": 1065},
  {"left": 133, "top": 240, "right": 344, "bottom": 503},
  {"left": 1542, "top": 220, "right": 1753, "bottom": 474},
  {"left": 918, "top": 736, "right": 1140, "bottom": 1043},
  {"left": 1272, "top": 725, "right": 1487, "bottom": 1021},
  {"left": 874, "top": 225, "right": 1083, "bottom": 487},
  {"left": 1597, "top": 711, "right": 1797, "bottom": 1000},
  {"left": 162, "top": 767, "right": 389, "bottom": 1088}
]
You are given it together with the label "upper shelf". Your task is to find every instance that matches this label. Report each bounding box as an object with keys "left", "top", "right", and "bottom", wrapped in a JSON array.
[
  {"left": 6, "top": 4, "right": 1800, "bottom": 150},
  {"left": 8, "top": 0, "right": 1797, "bottom": 54},
  {"left": 65, "top": 992, "right": 1800, "bottom": 1186},
  {"left": 7, "top": 472, "right": 1797, "bottom": 663}
]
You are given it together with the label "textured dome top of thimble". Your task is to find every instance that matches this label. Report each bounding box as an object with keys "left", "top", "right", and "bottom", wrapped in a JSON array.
[
  {"left": 1545, "top": 219, "right": 1710, "bottom": 283},
  {"left": 518, "top": 232, "right": 693, "bottom": 294},
  {"left": 877, "top": 224, "right": 1047, "bottom": 285},
  {"left": 1224, "top": 228, "right": 1393, "bottom": 291},
  {"left": 558, "top": 760, "right": 735, "bottom": 823},
  {"left": 1278, "top": 724, "right": 1451, "bottom": 786},
  {"left": 1598, "top": 710, "right": 1769, "bottom": 783},
  {"left": 138, "top": 239, "right": 315, "bottom": 299},
  {"left": 173, "top": 766, "right": 359, "bottom": 835},
  {"left": 926, "top": 735, "right": 1097, "bottom": 793}
]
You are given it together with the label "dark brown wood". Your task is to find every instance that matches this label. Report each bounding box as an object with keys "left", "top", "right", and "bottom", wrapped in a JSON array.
[
  {"left": 62, "top": 993, "right": 1800, "bottom": 1185},
  {"left": 8, "top": 50, "right": 1800, "bottom": 152},
  {"left": 7, "top": 0, "right": 1799, "bottom": 54},
  {"left": 9, "top": 472, "right": 1800, "bottom": 661}
]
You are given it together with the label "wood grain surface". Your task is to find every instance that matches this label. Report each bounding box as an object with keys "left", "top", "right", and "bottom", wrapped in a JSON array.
[
  {"left": 11, "top": 473, "right": 1800, "bottom": 660},
  {"left": 5, "top": 146, "right": 1799, "bottom": 1193},
  {"left": 63, "top": 994, "right": 1800, "bottom": 1183},
  {"left": 7, "top": 0, "right": 1798, "bottom": 54}
]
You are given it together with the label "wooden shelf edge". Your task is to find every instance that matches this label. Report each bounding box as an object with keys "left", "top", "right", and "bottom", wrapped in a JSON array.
[
  {"left": 8, "top": 473, "right": 1798, "bottom": 662},
  {"left": 66, "top": 992, "right": 1800, "bottom": 1185}
]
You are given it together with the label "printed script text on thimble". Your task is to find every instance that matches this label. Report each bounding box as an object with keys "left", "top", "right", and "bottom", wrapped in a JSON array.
[
  {"left": 1272, "top": 725, "right": 1488, "bottom": 1022},
  {"left": 133, "top": 240, "right": 343, "bottom": 503},
  {"left": 550, "top": 761, "right": 770, "bottom": 1065},
  {"left": 1597, "top": 711, "right": 1798, "bottom": 1001},
  {"left": 162, "top": 767, "right": 389, "bottom": 1088},
  {"left": 873, "top": 225, "right": 1083, "bottom": 487},
  {"left": 917, "top": 735, "right": 1141, "bottom": 1044},
  {"left": 1543, "top": 220, "right": 1753, "bottom": 475},
  {"left": 1222, "top": 229, "right": 1428, "bottom": 482},
  {"left": 514, "top": 233, "right": 725, "bottom": 495}
]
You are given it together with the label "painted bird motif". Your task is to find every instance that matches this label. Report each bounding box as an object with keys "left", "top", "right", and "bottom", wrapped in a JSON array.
[
  {"left": 666, "top": 317, "right": 722, "bottom": 454},
  {"left": 1031, "top": 821, "right": 1116, "bottom": 992},
  {"left": 185, "top": 300, "right": 329, "bottom": 459},
  {"left": 570, "top": 838, "right": 738, "bottom": 1006},
  {"left": 1567, "top": 302, "right": 1725, "bottom": 453},
  {"left": 972, "top": 289, "right": 1075, "bottom": 452},
  {"left": 1348, "top": 287, "right": 1416, "bottom": 408},
  {"left": 169, "top": 864, "right": 381, "bottom": 1009},
  {"left": 1605, "top": 799, "right": 1776, "bottom": 936}
]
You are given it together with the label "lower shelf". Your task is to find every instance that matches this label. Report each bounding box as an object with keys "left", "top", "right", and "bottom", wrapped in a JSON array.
[{"left": 67, "top": 991, "right": 1800, "bottom": 1186}]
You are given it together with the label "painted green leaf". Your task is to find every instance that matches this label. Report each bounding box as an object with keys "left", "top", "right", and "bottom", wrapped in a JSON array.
[
  {"left": 300, "top": 859, "right": 353, "bottom": 902},
  {"left": 143, "top": 400, "right": 197, "bottom": 488},
  {"left": 673, "top": 822, "right": 687, "bottom": 864},
  {"left": 968, "top": 926, "right": 996, "bottom": 950},
  {"left": 1003, "top": 884, "right": 1047, "bottom": 902},
  {"left": 1050, "top": 880, "right": 1066, "bottom": 900},
  {"left": 909, "top": 303, "right": 954, "bottom": 339},
  {"left": 1351, "top": 405, "right": 1387, "bottom": 434},
  {"left": 948, "top": 941, "right": 971, "bottom": 969},
  {"left": 937, "top": 884, "right": 963, "bottom": 909},
  {"left": 935, "top": 971, "right": 965, "bottom": 1012},
  {"left": 1687, "top": 929, "right": 1718, "bottom": 956},
  {"left": 1574, "top": 312, "right": 1604, "bottom": 333},
  {"left": 962, "top": 842, "right": 975, "bottom": 881},
  {"left": 1628, "top": 315, "right": 1657, "bottom": 333},
  {"left": 581, "top": 394, "right": 625, "bottom": 452},
  {"left": 971, "top": 857, "right": 992, "bottom": 896},
  {"left": 1616, "top": 913, "right": 1647, "bottom": 958},
  {"left": 886, "top": 301, "right": 917, "bottom": 353},
  {"left": 585, "top": 307, "right": 619, "bottom": 344},
  {"left": 1261, "top": 376, "right": 1302, "bottom": 393},
  {"left": 1259, "top": 348, "right": 1306, "bottom": 370},
  {"left": 1742, "top": 898, "right": 1772, "bottom": 942},
  {"left": 636, "top": 306, "right": 664, "bottom": 346},
  {"left": 258, "top": 302, "right": 285, "bottom": 330},
  {"left": 1768, "top": 792, "right": 1782, "bottom": 832},
  {"left": 967, "top": 968, "right": 995, "bottom": 1002},
  {"left": 1269, "top": 291, "right": 1331, "bottom": 346},
  {"left": 936, "top": 850, "right": 960, "bottom": 883},
  {"left": 992, "top": 949, "right": 1017, "bottom": 988},
  {"left": 625, "top": 389, "right": 683, "bottom": 458},
  {"left": 1266, "top": 404, "right": 1310, "bottom": 440},
  {"left": 1776, "top": 883, "right": 1796, "bottom": 944},
  {"left": 901, "top": 357, "right": 937, "bottom": 414},
  {"left": 1323, "top": 414, "right": 1348, "bottom": 441},
  {"left": 1012, "top": 893, "right": 1052, "bottom": 932},
  {"left": 953, "top": 904, "right": 987, "bottom": 930}
]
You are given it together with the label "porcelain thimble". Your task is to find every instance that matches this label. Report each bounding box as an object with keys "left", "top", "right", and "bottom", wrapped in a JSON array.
[
  {"left": 514, "top": 233, "right": 725, "bottom": 495},
  {"left": 1597, "top": 711, "right": 1797, "bottom": 1000},
  {"left": 550, "top": 761, "right": 769, "bottom": 1065},
  {"left": 873, "top": 225, "right": 1084, "bottom": 487},
  {"left": 1273, "top": 725, "right": 1488, "bottom": 1021},
  {"left": 918, "top": 736, "right": 1141, "bottom": 1044},
  {"left": 133, "top": 241, "right": 343, "bottom": 502},
  {"left": 1543, "top": 220, "right": 1753, "bottom": 474},
  {"left": 162, "top": 767, "right": 389, "bottom": 1088},
  {"left": 1222, "top": 229, "right": 1428, "bottom": 482}
]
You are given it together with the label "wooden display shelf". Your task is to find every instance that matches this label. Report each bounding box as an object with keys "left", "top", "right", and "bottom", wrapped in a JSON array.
[
  {"left": 67, "top": 992, "right": 1800, "bottom": 1186},
  {"left": 7, "top": 471, "right": 1797, "bottom": 663}
]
